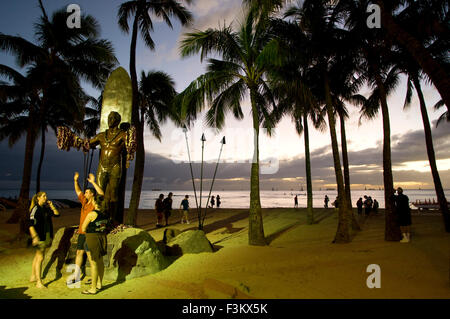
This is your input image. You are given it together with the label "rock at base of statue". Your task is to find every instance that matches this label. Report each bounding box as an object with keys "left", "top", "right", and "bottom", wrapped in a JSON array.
[
  {"left": 163, "top": 228, "right": 182, "bottom": 244},
  {"left": 42, "top": 226, "right": 78, "bottom": 280},
  {"left": 165, "top": 230, "right": 214, "bottom": 256},
  {"left": 43, "top": 226, "right": 168, "bottom": 283},
  {"left": 103, "top": 228, "right": 169, "bottom": 282}
]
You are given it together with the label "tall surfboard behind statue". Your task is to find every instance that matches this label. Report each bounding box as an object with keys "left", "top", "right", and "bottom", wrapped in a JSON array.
[
  {"left": 99, "top": 66, "right": 133, "bottom": 225},
  {"left": 100, "top": 67, "right": 132, "bottom": 132}
]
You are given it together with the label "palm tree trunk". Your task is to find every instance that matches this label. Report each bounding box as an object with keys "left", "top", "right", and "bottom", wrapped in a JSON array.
[
  {"left": 413, "top": 77, "right": 450, "bottom": 232},
  {"left": 340, "top": 113, "right": 360, "bottom": 231},
  {"left": 36, "top": 126, "right": 46, "bottom": 193},
  {"left": 248, "top": 88, "right": 266, "bottom": 246},
  {"left": 127, "top": 14, "right": 143, "bottom": 226},
  {"left": 7, "top": 122, "right": 38, "bottom": 238},
  {"left": 303, "top": 112, "right": 313, "bottom": 224},
  {"left": 127, "top": 113, "right": 145, "bottom": 226},
  {"left": 324, "top": 76, "right": 350, "bottom": 243},
  {"left": 375, "top": 73, "right": 401, "bottom": 241},
  {"left": 376, "top": 0, "right": 450, "bottom": 114},
  {"left": 340, "top": 115, "right": 351, "bottom": 207}
]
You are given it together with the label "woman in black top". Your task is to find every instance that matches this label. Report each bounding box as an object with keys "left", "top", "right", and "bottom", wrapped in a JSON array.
[
  {"left": 81, "top": 195, "right": 109, "bottom": 294},
  {"left": 28, "top": 192, "right": 60, "bottom": 288}
]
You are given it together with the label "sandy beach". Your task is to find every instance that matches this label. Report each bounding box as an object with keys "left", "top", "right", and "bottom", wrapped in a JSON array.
[{"left": 0, "top": 207, "right": 449, "bottom": 299}]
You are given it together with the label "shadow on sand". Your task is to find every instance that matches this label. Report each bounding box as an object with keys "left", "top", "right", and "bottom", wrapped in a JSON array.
[
  {"left": 0, "top": 285, "right": 31, "bottom": 299},
  {"left": 265, "top": 210, "right": 335, "bottom": 244}
]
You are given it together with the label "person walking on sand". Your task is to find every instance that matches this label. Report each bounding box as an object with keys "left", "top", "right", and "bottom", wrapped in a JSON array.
[
  {"left": 68, "top": 172, "right": 104, "bottom": 285},
  {"left": 324, "top": 195, "right": 329, "bottom": 208},
  {"left": 163, "top": 192, "right": 173, "bottom": 226},
  {"left": 210, "top": 196, "right": 215, "bottom": 208},
  {"left": 216, "top": 195, "right": 221, "bottom": 208},
  {"left": 395, "top": 187, "right": 412, "bottom": 243},
  {"left": 180, "top": 195, "right": 190, "bottom": 224},
  {"left": 294, "top": 195, "right": 298, "bottom": 208},
  {"left": 28, "top": 192, "right": 60, "bottom": 288},
  {"left": 81, "top": 195, "right": 109, "bottom": 295},
  {"left": 155, "top": 194, "right": 164, "bottom": 228}
]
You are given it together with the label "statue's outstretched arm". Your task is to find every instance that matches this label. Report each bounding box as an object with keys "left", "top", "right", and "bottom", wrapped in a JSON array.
[{"left": 56, "top": 126, "right": 89, "bottom": 152}]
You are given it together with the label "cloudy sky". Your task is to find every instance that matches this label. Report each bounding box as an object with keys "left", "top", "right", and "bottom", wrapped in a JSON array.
[{"left": 0, "top": 0, "right": 449, "bottom": 192}]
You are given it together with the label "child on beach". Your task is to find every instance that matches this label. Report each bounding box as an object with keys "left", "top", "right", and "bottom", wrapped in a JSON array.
[
  {"left": 180, "top": 195, "right": 190, "bottom": 224},
  {"left": 28, "top": 192, "right": 60, "bottom": 288}
]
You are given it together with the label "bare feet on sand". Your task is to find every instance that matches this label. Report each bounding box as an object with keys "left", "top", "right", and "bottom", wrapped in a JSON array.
[{"left": 36, "top": 282, "right": 47, "bottom": 289}]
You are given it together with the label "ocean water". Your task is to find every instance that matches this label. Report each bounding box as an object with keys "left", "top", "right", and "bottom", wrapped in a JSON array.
[{"left": 0, "top": 188, "right": 446, "bottom": 209}]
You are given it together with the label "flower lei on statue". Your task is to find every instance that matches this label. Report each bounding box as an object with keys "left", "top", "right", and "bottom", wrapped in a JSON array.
[{"left": 56, "top": 125, "right": 137, "bottom": 158}]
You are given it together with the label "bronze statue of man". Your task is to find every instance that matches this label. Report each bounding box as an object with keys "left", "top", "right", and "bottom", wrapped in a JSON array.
[
  {"left": 87, "top": 111, "right": 135, "bottom": 225},
  {"left": 57, "top": 111, "right": 136, "bottom": 226}
]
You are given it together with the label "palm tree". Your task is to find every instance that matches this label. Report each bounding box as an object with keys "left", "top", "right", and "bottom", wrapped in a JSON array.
[
  {"left": 400, "top": 60, "right": 450, "bottom": 232},
  {"left": 0, "top": 66, "right": 41, "bottom": 234},
  {"left": 355, "top": 66, "right": 402, "bottom": 240},
  {"left": 117, "top": 0, "right": 193, "bottom": 220},
  {"left": 0, "top": 6, "right": 116, "bottom": 232},
  {"left": 125, "top": 70, "right": 176, "bottom": 226},
  {"left": 267, "top": 17, "right": 325, "bottom": 225},
  {"left": 179, "top": 9, "right": 279, "bottom": 245},
  {"left": 285, "top": 0, "right": 361, "bottom": 243},
  {"left": 339, "top": 0, "right": 402, "bottom": 240},
  {"left": 373, "top": 0, "right": 450, "bottom": 113}
]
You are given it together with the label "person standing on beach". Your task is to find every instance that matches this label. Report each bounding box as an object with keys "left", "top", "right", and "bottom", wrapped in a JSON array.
[
  {"left": 395, "top": 187, "right": 412, "bottom": 243},
  {"left": 180, "top": 195, "right": 190, "bottom": 224},
  {"left": 294, "top": 195, "right": 298, "bottom": 208},
  {"left": 373, "top": 199, "right": 379, "bottom": 214},
  {"left": 69, "top": 172, "right": 104, "bottom": 284},
  {"left": 333, "top": 196, "right": 339, "bottom": 212},
  {"left": 81, "top": 195, "right": 109, "bottom": 295},
  {"left": 28, "top": 192, "right": 60, "bottom": 288},
  {"left": 210, "top": 196, "right": 215, "bottom": 208},
  {"left": 216, "top": 195, "right": 221, "bottom": 208},
  {"left": 363, "top": 196, "right": 372, "bottom": 215},
  {"left": 357, "top": 197, "right": 363, "bottom": 215},
  {"left": 155, "top": 194, "right": 164, "bottom": 227},
  {"left": 163, "top": 192, "right": 173, "bottom": 226},
  {"left": 324, "top": 195, "right": 329, "bottom": 208}
]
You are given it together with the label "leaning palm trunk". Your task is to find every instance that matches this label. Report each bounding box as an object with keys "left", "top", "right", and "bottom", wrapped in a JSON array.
[
  {"left": 248, "top": 89, "right": 266, "bottom": 246},
  {"left": 36, "top": 126, "right": 46, "bottom": 193},
  {"left": 127, "top": 14, "right": 143, "bottom": 226},
  {"left": 376, "top": 0, "right": 450, "bottom": 114},
  {"left": 375, "top": 74, "right": 401, "bottom": 241},
  {"left": 303, "top": 112, "right": 313, "bottom": 224},
  {"left": 340, "top": 114, "right": 360, "bottom": 231},
  {"left": 7, "top": 122, "right": 38, "bottom": 238},
  {"left": 413, "top": 77, "right": 450, "bottom": 232},
  {"left": 324, "top": 76, "right": 350, "bottom": 243}
]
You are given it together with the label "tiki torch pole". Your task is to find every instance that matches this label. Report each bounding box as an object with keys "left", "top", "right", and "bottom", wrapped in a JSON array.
[
  {"left": 199, "top": 133, "right": 206, "bottom": 230},
  {"left": 202, "top": 136, "right": 226, "bottom": 228},
  {"left": 183, "top": 126, "right": 199, "bottom": 212}
]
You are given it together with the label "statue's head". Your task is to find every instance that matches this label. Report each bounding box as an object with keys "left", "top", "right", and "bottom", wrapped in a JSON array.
[{"left": 108, "top": 111, "right": 121, "bottom": 128}]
